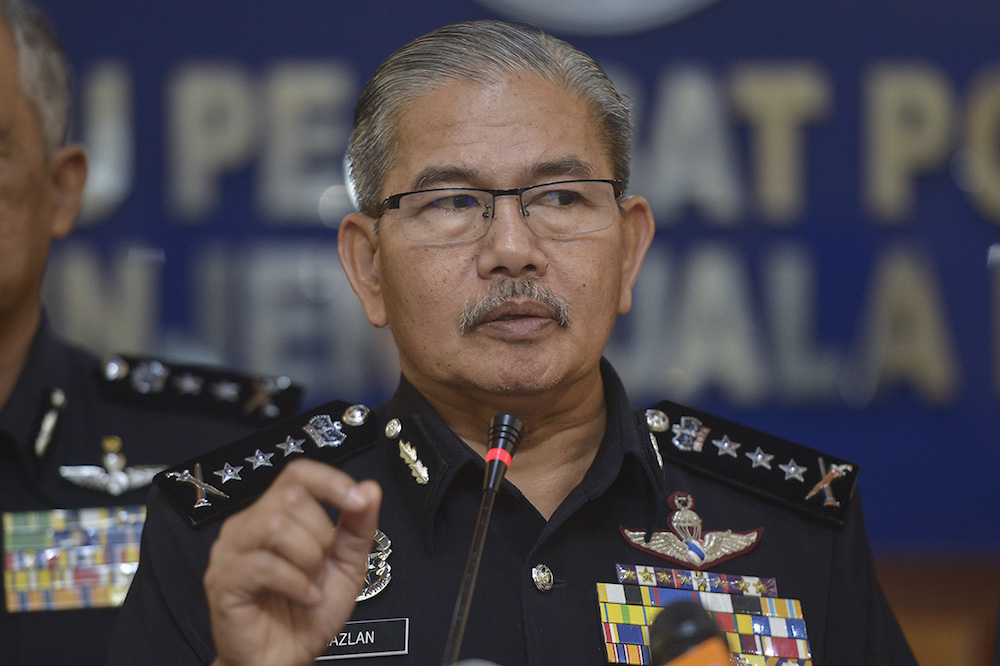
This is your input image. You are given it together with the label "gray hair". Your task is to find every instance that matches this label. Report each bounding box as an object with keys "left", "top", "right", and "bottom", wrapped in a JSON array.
[
  {"left": 0, "top": 0, "right": 70, "bottom": 158},
  {"left": 347, "top": 20, "right": 633, "bottom": 217}
]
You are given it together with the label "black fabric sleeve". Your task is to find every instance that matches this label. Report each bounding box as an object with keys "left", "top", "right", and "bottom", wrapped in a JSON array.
[
  {"left": 822, "top": 495, "right": 917, "bottom": 665},
  {"left": 105, "top": 487, "right": 220, "bottom": 665}
]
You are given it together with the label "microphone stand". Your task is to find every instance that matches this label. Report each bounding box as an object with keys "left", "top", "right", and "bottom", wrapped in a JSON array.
[{"left": 441, "top": 412, "right": 525, "bottom": 666}]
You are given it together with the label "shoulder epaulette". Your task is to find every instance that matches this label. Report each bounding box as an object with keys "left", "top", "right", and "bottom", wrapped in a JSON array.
[
  {"left": 646, "top": 400, "right": 859, "bottom": 527},
  {"left": 98, "top": 354, "right": 303, "bottom": 426},
  {"left": 154, "top": 401, "right": 376, "bottom": 528}
]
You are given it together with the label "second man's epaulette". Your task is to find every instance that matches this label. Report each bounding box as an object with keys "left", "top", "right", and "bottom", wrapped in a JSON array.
[
  {"left": 645, "top": 400, "right": 859, "bottom": 527},
  {"left": 154, "top": 402, "right": 376, "bottom": 528},
  {"left": 98, "top": 354, "right": 303, "bottom": 426}
]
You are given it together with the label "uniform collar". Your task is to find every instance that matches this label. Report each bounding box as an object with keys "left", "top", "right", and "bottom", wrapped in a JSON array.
[
  {"left": 379, "top": 377, "right": 478, "bottom": 552},
  {"left": 0, "top": 318, "right": 76, "bottom": 462},
  {"left": 379, "top": 359, "right": 666, "bottom": 552},
  {"left": 576, "top": 359, "right": 665, "bottom": 507}
]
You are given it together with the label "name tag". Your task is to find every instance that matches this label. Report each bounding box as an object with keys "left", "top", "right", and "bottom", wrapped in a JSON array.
[{"left": 317, "top": 617, "right": 409, "bottom": 660}]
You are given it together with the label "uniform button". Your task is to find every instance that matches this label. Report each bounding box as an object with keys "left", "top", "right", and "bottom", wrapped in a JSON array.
[
  {"left": 103, "top": 356, "right": 129, "bottom": 381},
  {"left": 645, "top": 408, "right": 670, "bottom": 432},
  {"left": 343, "top": 403, "right": 370, "bottom": 427},
  {"left": 531, "top": 563, "right": 553, "bottom": 592}
]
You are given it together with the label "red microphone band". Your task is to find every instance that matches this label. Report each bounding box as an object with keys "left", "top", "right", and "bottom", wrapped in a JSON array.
[{"left": 485, "top": 447, "right": 512, "bottom": 467}]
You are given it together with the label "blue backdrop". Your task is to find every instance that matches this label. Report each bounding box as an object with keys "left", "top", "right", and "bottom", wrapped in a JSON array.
[{"left": 35, "top": 0, "right": 1000, "bottom": 554}]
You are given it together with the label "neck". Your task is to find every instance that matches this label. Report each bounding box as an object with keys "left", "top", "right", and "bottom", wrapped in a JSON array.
[
  {"left": 0, "top": 306, "right": 41, "bottom": 410},
  {"left": 418, "top": 368, "right": 608, "bottom": 520}
]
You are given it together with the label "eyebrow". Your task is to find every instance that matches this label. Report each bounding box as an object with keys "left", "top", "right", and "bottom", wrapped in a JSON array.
[
  {"left": 410, "top": 156, "right": 599, "bottom": 191},
  {"left": 412, "top": 166, "right": 480, "bottom": 190},
  {"left": 523, "top": 156, "right": 598, "bottom": 183}
]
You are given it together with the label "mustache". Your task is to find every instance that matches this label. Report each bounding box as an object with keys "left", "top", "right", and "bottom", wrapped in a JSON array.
[{"left": 459, "top": 278, "right": 570, "bottom": 335}]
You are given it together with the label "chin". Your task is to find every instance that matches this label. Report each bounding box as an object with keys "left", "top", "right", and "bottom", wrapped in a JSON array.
[
  {"left": 472, "top": 358, "right": 564, "bottom": 396},
  {"left": 481, "top": 377, "right": 558, "bottom": 396}
]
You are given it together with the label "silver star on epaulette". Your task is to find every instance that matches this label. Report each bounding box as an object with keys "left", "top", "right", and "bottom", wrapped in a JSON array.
[
  {"left": 779, "top": 458, "right": 807, "bottom": 482},
  {"left": 276, "top": 436, "right": 305, "bottom": 456},
  {"left": 214, "top": 462, "right": 243, "bottom": 483},
  {"left": 212, "top": 380, "right": 241, "bottom": 403},
  {"left": 245, "top": 449, "right": 274, "bottom": 469},
  {"left": 174, "top": 372, "right": 204, "bottom": 395},
  {"left": 745, "top": 446, "right": 774, "bottom": 469},
  {"left": 712, "top": 435, "right": 741, "bottom": 458}
]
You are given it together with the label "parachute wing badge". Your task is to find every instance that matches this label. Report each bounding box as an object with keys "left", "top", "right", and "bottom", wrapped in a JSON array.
[{"left": 620, "top": 492, "right": 761, "bottom": 570}]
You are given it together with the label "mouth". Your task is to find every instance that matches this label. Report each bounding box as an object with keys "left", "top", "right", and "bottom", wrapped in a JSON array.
[
  {"left": 472, "top": 300, "right": 559, "bottom": 337},
  {"left": 459, "top": 277, "right": 571, "bottom": 336},
  {"left": 481, "top": 301, "right": 558, "bottom": 325}
]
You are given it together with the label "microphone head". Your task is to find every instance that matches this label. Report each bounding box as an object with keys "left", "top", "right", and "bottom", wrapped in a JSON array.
[
  {"left": 483, "top": 412, "right": 524, "bottom": 492},
  {"left": 649, "top": 600, "right": 725, "bottom": 664},
  {"left": 487, "top": 412, "right": 525, "bottom": 457}
]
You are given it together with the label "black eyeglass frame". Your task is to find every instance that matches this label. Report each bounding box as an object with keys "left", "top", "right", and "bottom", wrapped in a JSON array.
[{"left": 375, "top": 178, "right": 626, "bottom": 219}]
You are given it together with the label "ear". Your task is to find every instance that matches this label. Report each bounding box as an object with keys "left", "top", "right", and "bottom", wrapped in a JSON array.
[
  {"left": 616, "top": 195, "right": 656, "bottom": 315},
  {"left": 47, "top": 144, "right": 88, "bottom": 239},
  {"left": 338, "top": 212, "right": 389, "bottom": 328}
]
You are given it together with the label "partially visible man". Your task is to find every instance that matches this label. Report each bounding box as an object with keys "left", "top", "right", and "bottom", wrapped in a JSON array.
[
  {"left": 0, "top": 1, "right": 300, "bottom": 663},
  {"left": 111, "top": 20, "right": 916, "bottom": 666}
]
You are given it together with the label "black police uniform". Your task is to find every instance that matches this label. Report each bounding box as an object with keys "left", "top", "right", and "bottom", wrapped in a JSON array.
[
  {"left": 0, "top": 320, "right": 301, "bottom": 665},
  {"left": 109, "top": 360, "right": 915, "bottom": 665}
]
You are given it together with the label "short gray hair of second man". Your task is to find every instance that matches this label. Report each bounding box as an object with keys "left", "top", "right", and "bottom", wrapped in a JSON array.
[{"left": 0, "top": 0, "right": 70, "bottom": 158}]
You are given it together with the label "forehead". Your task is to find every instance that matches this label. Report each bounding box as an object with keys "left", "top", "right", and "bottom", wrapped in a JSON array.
[{"left": 387, "top": 74, "right": 609, "bottom": 192}]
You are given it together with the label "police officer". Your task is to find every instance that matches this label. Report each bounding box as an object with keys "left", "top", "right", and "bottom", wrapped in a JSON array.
[
  {"left": 0, "top": 2, "right": 301, "bottom": 663},
  {"left": 110, "top": 21, "right": 916, "bottom": 666}
]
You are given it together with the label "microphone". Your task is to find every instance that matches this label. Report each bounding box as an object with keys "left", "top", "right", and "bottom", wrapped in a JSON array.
[
  {"left": 649, "top": 601, "right": 733, "bottom": 666},
  {"left": 482, "top": 413, "right": 524, "bottom": 493},
  {"left": 441, "top": 412, "right": 525, "bottom": 666}
]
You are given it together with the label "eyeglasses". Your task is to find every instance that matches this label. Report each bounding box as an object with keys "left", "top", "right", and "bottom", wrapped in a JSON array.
[{"left": 375, "top": 178, "right": 624, "bottom": 244}]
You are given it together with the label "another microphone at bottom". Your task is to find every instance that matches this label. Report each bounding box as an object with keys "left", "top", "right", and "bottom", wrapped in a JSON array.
[{"left": 649, "top": 601, "right": 733, "bottom": 666}]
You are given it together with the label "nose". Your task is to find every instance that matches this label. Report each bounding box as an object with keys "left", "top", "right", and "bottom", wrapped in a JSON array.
[{"left": 476, "top": 194, "right": 548, "bottom": 279}]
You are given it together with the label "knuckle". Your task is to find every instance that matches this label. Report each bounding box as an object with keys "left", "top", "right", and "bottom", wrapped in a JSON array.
[
  {"left": 263, "top": 512, "right": 286, "bottom": 541},
  {"left": 244, "top": 550, "right": 272, "bottom": 579},
  {"left": 282, "top": 484, "right": 307, "bottom": 508}
]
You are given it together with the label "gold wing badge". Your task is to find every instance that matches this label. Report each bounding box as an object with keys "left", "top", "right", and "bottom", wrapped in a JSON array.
[{"left": 621, "top": 492, "right": 761, "bottom": 570}]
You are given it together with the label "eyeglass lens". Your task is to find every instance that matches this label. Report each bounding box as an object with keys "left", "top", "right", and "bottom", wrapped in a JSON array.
[{"left": 393, "top": 180, "right": 618, "bottom": 243}]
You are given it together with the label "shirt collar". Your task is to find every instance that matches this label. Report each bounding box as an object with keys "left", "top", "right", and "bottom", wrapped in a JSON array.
[
  {"left": 379, "top": 358, "right": 665, "bottom": 552},
  {"left": 0, "top": 317, "right": 74, "bottom": 462}
]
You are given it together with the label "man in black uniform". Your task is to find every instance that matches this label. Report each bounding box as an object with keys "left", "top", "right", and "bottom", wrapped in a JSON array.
[
  {"left": 0, "top": 2, "right": 301, "bottom": 663},
  {"left": 110, "top": 21, "right": 916, "bottom": 666}
]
